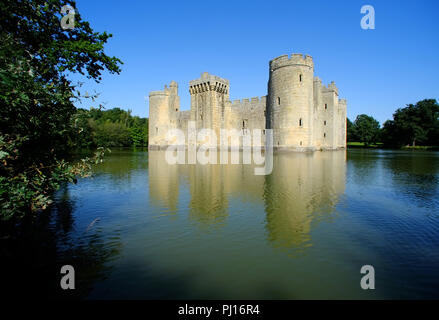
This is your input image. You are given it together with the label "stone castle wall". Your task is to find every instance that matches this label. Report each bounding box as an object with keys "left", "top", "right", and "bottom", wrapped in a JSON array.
[{"left": 148, "top": 54, "right": 347, "bottom": 151}]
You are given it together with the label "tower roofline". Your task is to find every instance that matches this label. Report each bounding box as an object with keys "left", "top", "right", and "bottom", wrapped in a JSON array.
[
  {"left": 269, "top": 53, "right": 314, "bottom": 72},
  {"left": 189, "top": 72, "right": 229, "bottom": 86}
]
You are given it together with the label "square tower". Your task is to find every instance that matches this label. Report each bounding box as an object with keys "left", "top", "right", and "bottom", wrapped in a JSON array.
[{"left": 189, "top": 72, "right": 229, "bottom": 146}]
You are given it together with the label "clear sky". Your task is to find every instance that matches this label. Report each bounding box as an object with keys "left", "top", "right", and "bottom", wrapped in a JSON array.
[{"left": 73, "top": 0, "right": 439, "bottom": 125}]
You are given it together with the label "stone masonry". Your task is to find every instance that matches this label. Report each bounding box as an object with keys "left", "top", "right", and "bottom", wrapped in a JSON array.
[{"left": 148, "top": 53, "right": 347, "bottom": 151}]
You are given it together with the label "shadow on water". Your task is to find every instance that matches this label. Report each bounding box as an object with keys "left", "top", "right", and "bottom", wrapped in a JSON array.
[{"left": 0, "top": 184, "right": 122, "bottom": 300}]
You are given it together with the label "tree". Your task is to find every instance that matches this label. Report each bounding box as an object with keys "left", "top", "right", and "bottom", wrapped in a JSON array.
[
  {"left": 71, "top": 108, "right": 149, "bottom": 148},
  {"left": 0, "top": 0, "right": 122, "bottom": 220},
  {"left": 381, "top": 99, "right": 439, "bottom": 147},
  {"left": 347, "top": 118, "right": 357, "bottom": 142},
  {"left": 353, "top": 114, "right": 380, "bottom": 146},
  {"left": 131, "top": 126, "right": 144, "bottom": 147}
]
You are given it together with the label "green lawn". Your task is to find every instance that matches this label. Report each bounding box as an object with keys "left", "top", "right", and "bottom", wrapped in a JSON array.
[
  {"left": 347, "top": 142, "right": 383, "bottom": 148},
  {"left": 401, "top": 145, "right": 439, "bottom": 151},
  {"left": 347, "top": 142, "right": 439, "bottom": 150}
]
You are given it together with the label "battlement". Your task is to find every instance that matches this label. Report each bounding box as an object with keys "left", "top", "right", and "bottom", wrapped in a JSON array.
[
  {"left": 189, "top": 72, "right": 229, "bottom": 95},
  {"left": 149, "top": 90, "right": 169, "bottom": 97},
  {"left": 230, "top": 96, "right": 267, "bottom": 107},
  {"left": 149, "top": 81, "right": 179, "bottom": 97},
  {"left": 322, "top": 81, "right": 339, "bottom": 95},
  {"left": 270, "top": 53, "right": 314, "bottom": 72},
  {"left": 313, "top": 76, "right": 322, "bottom": 83},
  {"left": 149, "top": 54, "right": 346, "bottom": 151}
]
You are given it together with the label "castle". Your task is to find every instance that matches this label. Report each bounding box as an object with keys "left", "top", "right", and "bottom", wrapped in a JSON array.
[{"left": 148, "top": 53, "right": 347, "bottom": 151}]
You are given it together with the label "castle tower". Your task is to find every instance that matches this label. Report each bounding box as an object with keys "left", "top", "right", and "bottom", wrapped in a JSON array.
[
  {"left": 148, "top": 81, "right": 180, "bottom": 148},
  {"left": 189, "top": 72, "right": 229, "bottom": 147},
  {"left": 337, "top": 99, "right": 347, "bottom": 149},
  {"left": 267, "top": 54, "right": 314, "bottom": 150},
  {"left": 321, "top": 81, "right": 339, "bottom": 149}
]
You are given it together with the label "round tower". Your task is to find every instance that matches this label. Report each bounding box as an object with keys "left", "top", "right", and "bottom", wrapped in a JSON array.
[
  {"left": 267, "top": 53, "right": 314, "bottom": 149},
  {"left": 148, "top": 88, "right": 170, "bottom": 148}
]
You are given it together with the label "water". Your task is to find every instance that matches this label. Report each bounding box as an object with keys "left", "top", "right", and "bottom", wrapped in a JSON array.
[{"left": 47, "top": 149, "right": 439, "bottom": 299}]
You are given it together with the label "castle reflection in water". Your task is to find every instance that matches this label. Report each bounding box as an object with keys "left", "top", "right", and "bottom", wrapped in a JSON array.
[{"left": 148, "top": 150, "right": 346, "bottom": 249}]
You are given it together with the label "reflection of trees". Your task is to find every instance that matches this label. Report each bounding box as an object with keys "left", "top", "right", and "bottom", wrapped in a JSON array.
[
  {"left": 346, "top": 149, "right": 380, "bottom": 187},
  {"left": 94, "top": 148, "right": 148, "bottom": 180},
  {"left": 348, "top": 149, "right": 439, "bottom": 208},
  {"left": 381, "top": 151, "right": 439, "bottom": 208},
  {"left": 0, "top": 185, "right": 122, "bottom": 300}
]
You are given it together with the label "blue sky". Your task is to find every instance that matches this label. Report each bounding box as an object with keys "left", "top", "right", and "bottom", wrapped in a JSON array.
[{"left": 73, "top": 0, "right": 439, "bottom": 125}]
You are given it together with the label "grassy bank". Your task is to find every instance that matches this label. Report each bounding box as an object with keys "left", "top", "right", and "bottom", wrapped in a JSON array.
[
  {"left": 347, "top": 142, "right": 439, "bottom": 151},
  {"left": 347, "top": 142, "right": 384, "bottom": 148},
  {"left": 401, "top": 145, "right": 439, "bottom": 151}
]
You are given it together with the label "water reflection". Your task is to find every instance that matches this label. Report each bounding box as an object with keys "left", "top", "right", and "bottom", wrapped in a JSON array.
[
  {"left": 148, "top": 150, "right": 346, "bottom": 250},
  {"left": 1, "top": 184, "right": 122, "bottom": 300},
  {"left": 348, "top": 150, "right": 439, "bottom": 212},
  {"left": 264, "top": 151, "right": 346, "bottom": 249}
]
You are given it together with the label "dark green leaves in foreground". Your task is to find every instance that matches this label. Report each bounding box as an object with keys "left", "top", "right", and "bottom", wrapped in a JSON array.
[{"left": 0, "top": 0, "right": 122, "bottom": 220}]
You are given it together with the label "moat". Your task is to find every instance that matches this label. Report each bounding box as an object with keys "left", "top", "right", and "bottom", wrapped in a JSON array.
[{"left": 38, "top": 149, "right": 439, "bottom": 299}]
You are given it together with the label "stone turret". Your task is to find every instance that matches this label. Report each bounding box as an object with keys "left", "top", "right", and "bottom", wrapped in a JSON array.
[
  {"left": 148, "top": 54, "right": 347, "bottom": 151},
  {"left": 189, "top": 72, "right": 229, "bottom": 146},
  {"left": 149, "top": 81, "right": 180, "bottom": 148},
  {"left": 267, "top": 53, "right": 315, "bottom": 150}
]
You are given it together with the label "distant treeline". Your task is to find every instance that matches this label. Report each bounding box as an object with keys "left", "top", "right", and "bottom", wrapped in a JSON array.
[
  {"left": 72, "top": 107, "right": 149, "bottom": 149},
  {"left": 347, "top": 99, "right": 439, "bottom": 147},
  {"left": 85, "top": 99, "right": 439, "bottom": 150}
]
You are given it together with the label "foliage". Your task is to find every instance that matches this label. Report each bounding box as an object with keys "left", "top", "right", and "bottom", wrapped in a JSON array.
[
  {"left": 71, "top": 107, "right": 149, "bottom": 148},
  {"left": 381, "top": 99, "right": 439, "bottom": 147},
  {"left": 0, "top": 135, "right": 109, "bottom": 220},
  {"left": 346, "top": 118, "right": 357, "bottom": 142},
  {"left": 0, "top": 0, "right": 122, "bottom": 221},
  {"left": 351, "top": 114, "right": 381, "bottom": 146}
]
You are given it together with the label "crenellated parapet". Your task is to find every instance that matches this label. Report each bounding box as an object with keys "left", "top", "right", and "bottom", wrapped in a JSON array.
[
  {"left": 149, "top": 80, "right": 178, "bottom": 97},
  {"left": 149, "top": 89, "right": 169, "bottom": 97},
  {"left": 148, "top": 53, "right": 346, "bottom": 151},
  {"left": 313, "top": 76, "right": 322, "bottom": 84},
  {"left": 189, "top": 72, "right": 229, "bottom": 95},
  {"left": 231, "top": 96, "right": 267, "bottom": 107},
  {"left": 269, "top": 53, "right": 314, "bottom": 72},
  {"left": 322, "top": 81, "right": 339, "bottom": 95}
]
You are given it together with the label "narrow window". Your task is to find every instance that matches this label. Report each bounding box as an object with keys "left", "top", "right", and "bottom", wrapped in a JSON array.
[
  {"left": 324, "top": 133, "right": 326, "bottom": 138},
  {"left": 299, "top": 74, "right": 302, "bottom": 82},
  {"left": 242, "top": 119, "right": 248, "bottom": 128},
  {"left": 325, "top": 104, "right": 328, "bottom": 110},
  {"left": 278, "top": 97, "right": 281, "bottom": 105},
  {"left": 324, "top": 120, "right": 327, "bottom": 126},
  {"left": 176, "top": 108, "right": 178, "bottom": 112},
  {"left": 263, "top": 129, "right": 265, "bottom": 135},
  {"left": 200, "top": 114, "right": 203, "bottom": 120},
  {"left": 300, "top": 141, "right": 302, "bottom": 146},
  {"left": 299, "top": 118, "right": 303, "bottom": 127}
]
